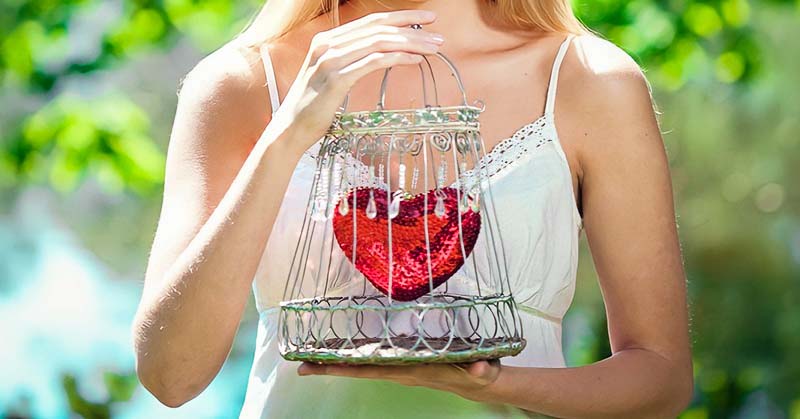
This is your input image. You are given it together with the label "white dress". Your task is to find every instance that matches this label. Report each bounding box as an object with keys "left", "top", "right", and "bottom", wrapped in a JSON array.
[{"left": 239, "top": 35, "right": 583, "bottom": 419}]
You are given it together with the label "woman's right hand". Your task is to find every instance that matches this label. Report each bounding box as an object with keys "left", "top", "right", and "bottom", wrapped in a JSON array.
[{"left": 272, "top": 9, "right": 444, "bottom": 154}]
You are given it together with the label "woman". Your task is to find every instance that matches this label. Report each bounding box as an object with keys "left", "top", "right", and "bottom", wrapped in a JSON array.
[{"left": 132, "top": 0, "right": 694, "bottom": 417}]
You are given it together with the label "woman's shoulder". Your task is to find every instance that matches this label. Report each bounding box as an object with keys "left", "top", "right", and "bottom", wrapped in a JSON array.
[
  {"left": 183, "top": 40, "right": 269, "bottom": 104},
  {"left": 568, "top": 34, "right": 643, "bottom": 75},
  {"left": 557, "top": 33, "right": 656, "bottom": 129},
  {"left": 555, "top": 34, "right": 662, "bottom": 167},
  {"left": 173, "top": 40, "right": 273, "bottom": 143},
  {"left": 561, "top": 34, "right": 650, "bottom": 101},
  {"left": 172, "top": 12, "right": 330, "bottom": 141}
]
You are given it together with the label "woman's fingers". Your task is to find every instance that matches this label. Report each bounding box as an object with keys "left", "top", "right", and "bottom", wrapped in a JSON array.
[
  {"left": 325, "top": 9, "right": 437, "bottom": 39},
  {"left": 310, "top": 24, "right": 442, "bottom": 71},
  {"left": 279, "top": 10, "right": 442, "bottom": 147},
  {"left": 337, "top": 51, "right": 424, "bottom": 89},
  {"left": 305, "top": 9, "right": 442, "bottom": 97},
  {"left": 310, "top": 24, "right": 442, "bottom": 95},
  {"left": 297, "top": 362, "right": 481, "bottom": 383},
  {"left": 295, "top": 361, "right": 499, "bottom": 399},
  {"left": 329, "top": 24, "right": 442, "bottom": 52},
  {"left": 318, "top": 31, "right": 440, "bottom": 75},
  {"left": 308, "top": 11, "right": 438, "bottom": 65},
  {"left": 462, "top": 360, "right": 501, "bottom": 385}
]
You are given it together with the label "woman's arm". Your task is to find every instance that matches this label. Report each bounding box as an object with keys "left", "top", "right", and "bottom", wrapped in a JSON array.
[
  {"left": 485, "top": 36, "right": 694, "bottom": 418},
  {"left": 132, "top": 49, "right": 306, "bottom": 407},
  {"left": 299, "top": 36, "right": 693, "bottom": 418},
  {"left": 131, "top": 10, "right": 444, "bottom": 407}
]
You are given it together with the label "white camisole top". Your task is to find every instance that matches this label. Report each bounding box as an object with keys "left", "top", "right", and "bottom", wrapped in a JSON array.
[{"left": 239, "top": 35, "right": 583, "bottom": 419}]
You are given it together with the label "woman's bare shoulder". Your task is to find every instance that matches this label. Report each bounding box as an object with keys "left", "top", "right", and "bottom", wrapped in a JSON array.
[
  {"left": 560, "top": 34, "right": 651, "bottom": 106},
  {"left": 558, "top": 34, "right": 658, "bottom": 137},
  {"left": 174, "top": 40, "right": 272, "bottom": 144},
  {"left": 556, "top": 34, "right": 662, "bottom": 178},
  {"left": 570, "top": 35, "right": 643, "bottom": 76}
]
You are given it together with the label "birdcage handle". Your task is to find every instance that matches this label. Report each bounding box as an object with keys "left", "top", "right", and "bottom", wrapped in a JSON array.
[
  {"left": 337, "top": 51, "right": 469, "bottom": 112},
  {"left": 337, "top": 25, "right": 470, "bottom": 113},
  {"left": 378, "top": 51, "right": 469, "bottom": 109},
  {"left": 376, "top": 61, "right": 433, "bottom": 110},
  {"left": 338, "top": 60, "right": 430, "bottom": 113},
  {"left": 383, "top": 23, "right": 470, "bottom": 108}
]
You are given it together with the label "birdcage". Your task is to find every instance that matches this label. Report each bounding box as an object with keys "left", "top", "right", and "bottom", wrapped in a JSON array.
[{"left": 278, "top": 39, "right": 525, "bottom": 365}]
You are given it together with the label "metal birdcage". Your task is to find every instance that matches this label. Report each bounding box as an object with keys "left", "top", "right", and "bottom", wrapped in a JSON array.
[{"left": 278, "top": 35, "right": 525, "bottom": 365}]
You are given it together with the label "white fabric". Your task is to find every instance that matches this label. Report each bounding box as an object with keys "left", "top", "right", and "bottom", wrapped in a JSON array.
[
  {"left": 261, "top": 43, "right": 281, "bottom": 113},
  {"left": 241, "top": 35, "right": 581, "bottom": 418}
]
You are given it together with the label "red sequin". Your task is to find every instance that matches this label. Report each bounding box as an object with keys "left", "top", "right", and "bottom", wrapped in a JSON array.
[{"left": 332, "top": 187, "right": 481, "bottom": 301}]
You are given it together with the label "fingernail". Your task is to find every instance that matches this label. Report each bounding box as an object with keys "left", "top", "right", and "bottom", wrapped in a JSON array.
[{"left": 421, "top": 11, "right": 436, "bottom": 20}]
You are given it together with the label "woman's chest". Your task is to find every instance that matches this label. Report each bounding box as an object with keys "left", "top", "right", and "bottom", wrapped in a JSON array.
[{"left": 285, "top": 135, "right": 572, "bottom": 243}]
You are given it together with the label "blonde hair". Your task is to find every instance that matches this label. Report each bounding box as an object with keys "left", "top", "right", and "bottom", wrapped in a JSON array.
[{"left": 235, "top": 0, "right": 587, "bottom": 47}]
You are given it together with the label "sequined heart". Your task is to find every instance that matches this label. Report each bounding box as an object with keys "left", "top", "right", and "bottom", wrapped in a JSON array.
[{"left": 332, "top": 187, "right": 481, "bottom": 301}]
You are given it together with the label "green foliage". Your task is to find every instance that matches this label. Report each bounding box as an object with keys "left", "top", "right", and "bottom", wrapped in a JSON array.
[
  {"left": 62, "top": 370, "right": 138, "bottom": 418},
  {"left": 0, "top": 0, "right": 261, "bottom": 91},
  {"left": 62, "top": 373, "right": 111, "bottom": 418},
  {"left": 103, "top": 371, "right": 139, "bottom": 404},
  {"left": 2, "top": 93, "right": 165, "bottom": 194},
  {"left": 576, "top": 0, "right": 785, "bottom": 89}
]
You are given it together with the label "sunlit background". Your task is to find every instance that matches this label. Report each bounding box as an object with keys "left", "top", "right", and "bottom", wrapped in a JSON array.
[{"left": 1, "top": 0, "right": 798, "bottom": 417}]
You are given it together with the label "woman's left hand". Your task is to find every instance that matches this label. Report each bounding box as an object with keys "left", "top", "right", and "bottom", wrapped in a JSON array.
[{"left": 297, "top": 360, "right": 501, "bottom": 402}]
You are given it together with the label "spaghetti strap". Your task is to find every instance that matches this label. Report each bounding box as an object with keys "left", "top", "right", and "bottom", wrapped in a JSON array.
[
  {"left": 260, "top": 44, "right": 281, "bottom": 114},
  {"left": 544, "top": 35, "right": 574, "bottom": 116}
]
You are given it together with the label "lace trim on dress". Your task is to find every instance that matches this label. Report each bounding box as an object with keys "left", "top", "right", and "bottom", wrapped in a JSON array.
[
  {"left": 452, "top": 114, "right": 553, "bottom": 189},
  {"left": 301, "top": 113, "right": 556, "bottom": 191}
]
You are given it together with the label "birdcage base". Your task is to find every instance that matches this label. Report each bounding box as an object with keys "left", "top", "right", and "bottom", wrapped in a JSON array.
[
  {"left": 282, "top": 336, "right": 526, "bottom": 365},
  {"left": 279, "top": 293, "right": 526, "bottom": 365}
]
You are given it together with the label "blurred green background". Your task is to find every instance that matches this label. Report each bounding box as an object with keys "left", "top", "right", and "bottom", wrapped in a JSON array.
[{"left": 1, "top": 0, "right": 798, "bottom": 417}]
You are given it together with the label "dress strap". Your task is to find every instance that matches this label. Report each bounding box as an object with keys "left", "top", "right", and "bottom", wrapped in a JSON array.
[
  {"left": 544, "top": 34, "right": 574, "bottom": 116},
  {"left": 260, "top": 44, "right": 281, "bottom": 114}
]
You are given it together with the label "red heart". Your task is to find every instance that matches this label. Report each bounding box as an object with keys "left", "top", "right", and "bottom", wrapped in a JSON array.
[{"left": 332, "top": 187, "right": 481, "bottom": 301}]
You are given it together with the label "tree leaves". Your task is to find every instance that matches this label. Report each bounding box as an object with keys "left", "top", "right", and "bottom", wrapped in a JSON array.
[{"left": 5, "top": 93, "right": 164, "bottom": 195}]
